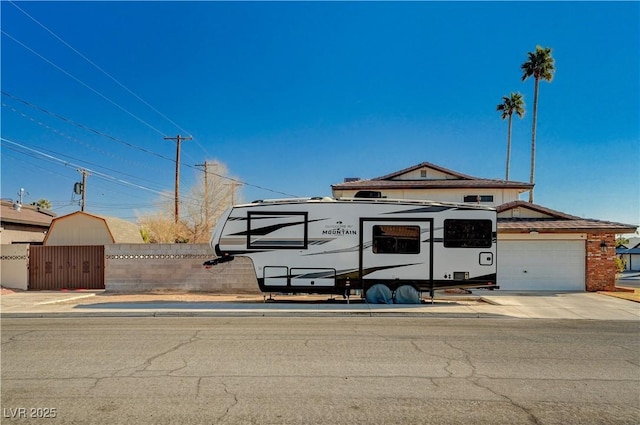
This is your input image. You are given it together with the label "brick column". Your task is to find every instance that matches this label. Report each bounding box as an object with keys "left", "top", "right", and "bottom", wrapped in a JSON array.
[{"left": 585, "top": 233, "right": 616, "bottom": 292}]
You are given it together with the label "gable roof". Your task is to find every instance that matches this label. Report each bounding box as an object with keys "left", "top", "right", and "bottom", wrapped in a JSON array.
[
  {"left": 617, "top": 246, "right": 640, "bottom": 255},
  {"left": 375, "top": 162, "right": 475, "bottom": 180},
  {"left": 331, "top": 162, "right": 533, "bottom": 191},
  {"left": 44, "top": 211, "right": 143, "bottom": 244},
  {"left": 0, "top": 200, "right": 56, "bottom": 227},
  {"left": 497, "top": 201, "right": 638, "bottom": 233}
]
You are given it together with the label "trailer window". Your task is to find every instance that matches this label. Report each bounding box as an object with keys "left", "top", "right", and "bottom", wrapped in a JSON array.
[
  {"left": 372, "top": 225, "right": 420, "bottom": 254},
  {"left": 444, "top": 219, "right": 492, "bottom": 248},
  {"left": 247, "top": 211, "right": 308, "bottom": 249}
]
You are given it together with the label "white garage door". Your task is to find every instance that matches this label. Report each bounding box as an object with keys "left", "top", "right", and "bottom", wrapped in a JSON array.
[{"left": 498, "top": 240, "right": 585, "bottom": 291}]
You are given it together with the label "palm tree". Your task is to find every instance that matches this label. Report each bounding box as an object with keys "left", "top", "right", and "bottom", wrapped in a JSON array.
[
  {"left": 521, "top": 45, "right": 555, "bottom": 203},
  {"left": 496, "top": 92, "right": 525, "bottom": 180}
]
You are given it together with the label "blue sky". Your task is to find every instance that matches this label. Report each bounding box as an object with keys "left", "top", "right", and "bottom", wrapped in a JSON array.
[{"left": 1, "top": 1, "right": 638, "bottom": 228}]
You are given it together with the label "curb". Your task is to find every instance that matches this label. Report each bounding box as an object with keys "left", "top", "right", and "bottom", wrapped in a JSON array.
[{"left": 0, "top": 310, "right": 507, "bottom": 319}]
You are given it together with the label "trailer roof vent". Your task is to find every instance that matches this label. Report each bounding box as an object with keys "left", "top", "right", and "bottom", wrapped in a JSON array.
[{"left": 354, "top": 190, "right": 384, "bottom": 199}]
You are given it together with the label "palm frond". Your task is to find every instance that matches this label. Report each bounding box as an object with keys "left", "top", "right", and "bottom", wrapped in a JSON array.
[
  {"left": 521, "top": 45, "right": 555, "bottom": 82},
  {"left": 496, "top": 92, "right": 525, "bottom": 119}
]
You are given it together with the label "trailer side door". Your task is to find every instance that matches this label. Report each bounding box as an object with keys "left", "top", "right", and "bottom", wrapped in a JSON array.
[{"left": 359, "top": 218, "right": 433, "bottom": 289}]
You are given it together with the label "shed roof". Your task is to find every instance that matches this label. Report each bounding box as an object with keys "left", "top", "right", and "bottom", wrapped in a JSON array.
[
  {"left": 332, "top": 162, "right": 534, "bottom": 191},
  {"left": 44, "top": 211, "right": 143, "bottom": 244}
]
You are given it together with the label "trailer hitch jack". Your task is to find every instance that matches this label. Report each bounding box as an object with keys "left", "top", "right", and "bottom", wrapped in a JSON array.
[{"left": 203, "top": 254, "right": 235, "bottom": 268}]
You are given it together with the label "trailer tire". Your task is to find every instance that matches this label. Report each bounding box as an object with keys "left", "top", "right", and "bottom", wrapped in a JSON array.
[
  {"left": 365, "top": 284, "right": 393, "bottom": 304},
  {"left": 394, "top": 285, "right": 421, "bottom": 304}
]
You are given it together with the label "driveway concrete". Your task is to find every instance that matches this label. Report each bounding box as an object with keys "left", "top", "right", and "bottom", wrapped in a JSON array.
[{"left": 1, "top": 290, "right": 638, "bottom": 320}]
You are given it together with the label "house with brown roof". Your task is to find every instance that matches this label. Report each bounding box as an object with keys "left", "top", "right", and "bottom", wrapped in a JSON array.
[
  {"left": 332, "top": 161, "right": 533, "bottom": 206},
  {"left": 332, "top": 162, "right": 637, "bottom": 292},
  {"left": 0, "top": 200, "right": 56, "bottom": 244}
]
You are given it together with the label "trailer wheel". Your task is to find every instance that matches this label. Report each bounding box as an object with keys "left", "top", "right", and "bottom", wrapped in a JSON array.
[
  {"left": 365, "top": 284, "right": 393, "bottom": 304},
  {"left": 394, "top": 285, "right": 421, "bottom": 304}
]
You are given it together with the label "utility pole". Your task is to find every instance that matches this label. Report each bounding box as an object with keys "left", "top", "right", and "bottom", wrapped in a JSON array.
[
  {"left": 195, "top": 161, "right": 211, "bottom": 226},
  {"left": 77, "top": 168, "right": 90, "bottom": 212},
  {"left": 231, "top": 181, "right": 236, "bottom": 206},
  {"left": 227, "top": 181, "right": 237, "bottom": 207},
  {"left": 164, "top": 135, "right": 192, "bottom": 223}
]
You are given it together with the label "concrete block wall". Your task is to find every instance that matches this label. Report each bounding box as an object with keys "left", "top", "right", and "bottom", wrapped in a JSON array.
[
  {"left": 105, "top": 243, "right": 259, "bottom": 293},
  {"left": 585, "top": 233, "right": 616, "bottom": 292},
  {"left": 0, "top": 244, "right": 29, "bottom": 290}
]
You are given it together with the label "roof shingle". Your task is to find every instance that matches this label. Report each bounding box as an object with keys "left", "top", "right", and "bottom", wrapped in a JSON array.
[{"left": 0, "top": 201, "right": 56, "bottom": 227}]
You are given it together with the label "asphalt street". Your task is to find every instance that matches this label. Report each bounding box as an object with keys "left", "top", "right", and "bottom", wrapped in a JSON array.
[{"left": 1, "top": 317, "right": 639, "bottom": 425}]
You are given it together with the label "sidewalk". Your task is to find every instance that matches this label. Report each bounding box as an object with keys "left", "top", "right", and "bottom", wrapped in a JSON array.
[{"left": 1, "top": 289, "right": 638, "bottom": 320}]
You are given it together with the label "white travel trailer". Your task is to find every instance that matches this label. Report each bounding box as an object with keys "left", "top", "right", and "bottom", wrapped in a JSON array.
[{"left": 205, "top": 197, "right": 497, "bottom": 303}]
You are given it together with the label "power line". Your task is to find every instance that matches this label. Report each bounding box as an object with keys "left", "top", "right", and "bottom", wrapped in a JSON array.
[
  {"left": 2, "top": 138, "right": 216, "bottom": 208},
  {"left": 1, "top": 91, "right": 176, "bottom": 163},
  {"left": 1, "top": 92, "right": 299, "bottom": 198},
  {"left": 1, "top": 137, "right": 173, "bottom": 198},
  {"left": 1, "top": 150, "right": 78, "bottom": 183},
  {"left": 6, "top": 1, "right": 214, "bottom": 159},
  {"left": 1, "top": 30, "right": 166, "bottom": 136},
  {"left": 1, "top": 133, "right": 169, "bottom": 192},
  {"left": 2, "top": 99, "right": 168, "bottom": 173},
  {"left": 7, "top": 0, "right": 194, "bottom": 137},
  {"left": 2, "top": 12, "right": 293, "bottom": 197}
]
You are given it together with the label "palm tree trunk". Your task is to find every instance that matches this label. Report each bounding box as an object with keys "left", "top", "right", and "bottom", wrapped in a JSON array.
[
  {"left": 506, "top": 114, "right": 513, "bottom": 180},
  {"left": 529, "top": 77, "right": 539, "bottom": 203}
]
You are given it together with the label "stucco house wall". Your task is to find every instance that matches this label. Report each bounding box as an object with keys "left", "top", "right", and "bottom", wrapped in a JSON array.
[{"left": 0, "top": 244, "right": 29, "bottom": 290}]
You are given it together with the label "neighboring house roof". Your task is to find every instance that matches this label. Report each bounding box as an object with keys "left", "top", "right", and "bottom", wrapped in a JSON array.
[
  {"left": 331, "top": 162, "right": 534, "bottom": 191},
  {"left": 497, "top": 201, "right": 638, "bottom": 234},
  {"left": 0, "top": 200, "right": 56, "bottom": 227},
  {"left": 617, "top": 242, "right": 640, "bottom": 255},
  {"left": 44, "top": 211, "right": 143, "bottom": 244},
  {"left": 616, "top": 247, "right": 640, "bottom": 255},
  {"left": 617, "top": 239, "right": 640, "bottom": 250}
]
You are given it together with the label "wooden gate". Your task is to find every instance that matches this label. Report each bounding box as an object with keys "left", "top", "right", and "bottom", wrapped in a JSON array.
[{"left": 29, "top": 246, "right": 105, "bottom": 290}]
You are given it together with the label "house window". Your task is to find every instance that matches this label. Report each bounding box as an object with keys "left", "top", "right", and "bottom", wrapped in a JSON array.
[
  {"left": 463, "top": 195, "right": 494, "bottom": 203},
  {"left": 372, "top": 225, "right": 421, "bottom": 254},
  {"left": 420, "top": 170, "right": 427, "bottom": 178},
  {"left": 444, "top": 219, "right": 492, "bottom": 248}
]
